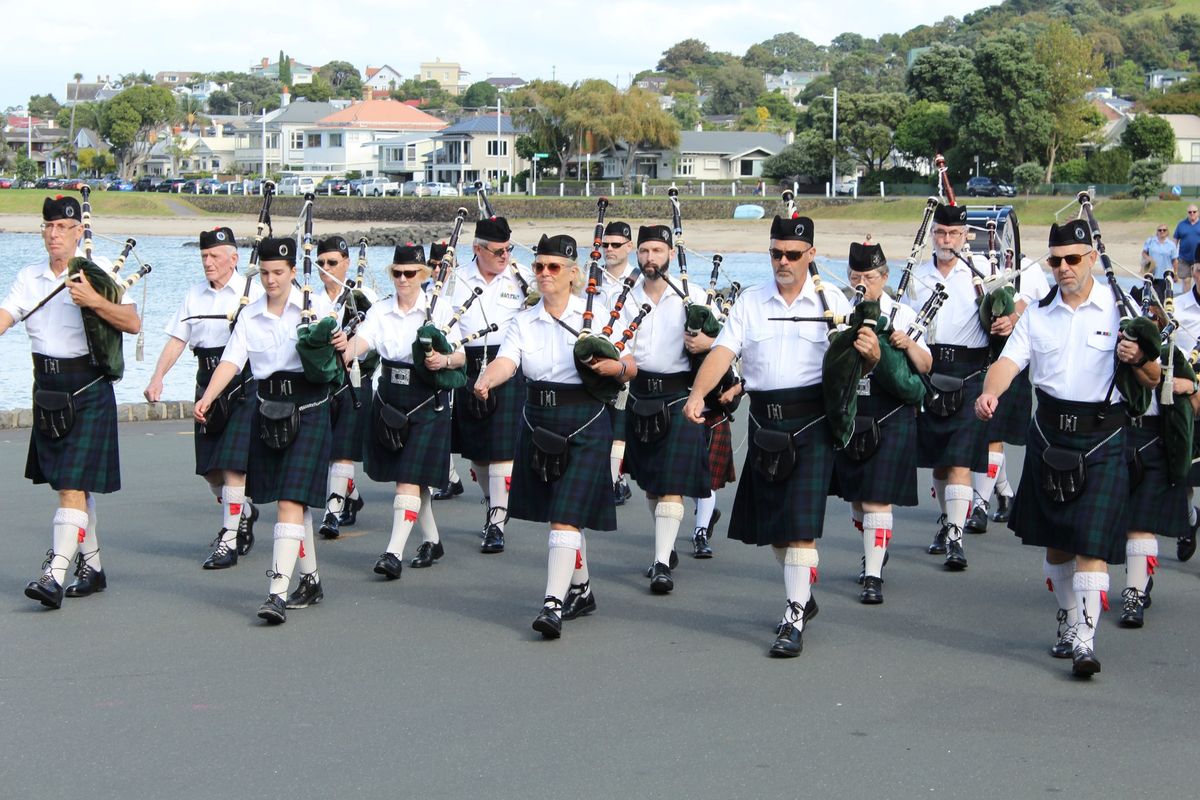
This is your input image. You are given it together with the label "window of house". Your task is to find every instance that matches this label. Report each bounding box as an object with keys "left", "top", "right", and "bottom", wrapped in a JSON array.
[
  {"left": 486, "top": 139, "right": 508, "bottom": 157},
  {"left": 463, "top": 141, "right": 472, "bottom": 162},
  {"left": 307, "top": 133, "right": 322, "bottom": 148},
  {"left": 406, "top": 144, "right": 417, "bottom": 163},
  {"left": 740, "top": 159, "right": 754, "bottom": 176},
  {"left": 677, "top": 157, "right": 694, "bottom": 176},
  {"left": 704, "top": 158, "right": 719, "bottom": 170},
  {"left": 290, "top": 131, "right": 304, "bottom": 150},
  {"left": 1192, "top": 142, "right": 1200, "bottom": 162},
  {"left": 328, "top": 134, "right": 342, "bottom": 148},
  {"left": 267, "top": 133, "right": 280, "bottom": 149}
]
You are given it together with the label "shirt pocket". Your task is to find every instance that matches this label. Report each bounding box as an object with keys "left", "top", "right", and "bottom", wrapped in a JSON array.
[
  {"left": 1031, "top": 335, "right": 1060, "bottom": 357},
  {"left": 1086, "top": 333, "right": 1114, "bottom": 353},
  {"left": 246, "top": 329, "right": 279, "bottom": 354}
]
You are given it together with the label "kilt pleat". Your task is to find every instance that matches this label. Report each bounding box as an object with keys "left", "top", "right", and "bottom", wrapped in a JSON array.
[
  {"left": 362, "top": 379, "right": 451, "bottom": 487},
  {"left": 704, "top": 412, "right": 736, "bottom": 491},
  {"left": 247, "top": 378, "right": 332, "bottom": 509},
  {"left": 193, "top": 376, "right": 256, "bottom": 476},
  {"left": 329, "top": 380, "right": 374, "bottom": 462},
  {"left": 26, "top": 370, "right": 120, "bottom": 493},
  {"left": 1127, "top": 421, "right": 1190, "bottom": 539},
  {"left": 1189, "top": 418, "right": 1200, "bottom": 486},
  {"left": 987, "top": 367, "right": 1032, "bottom": 446},
  {"left": 831, "top": 395, "right": 919, "bottom": 506},
  {"left": 510, "top": 389, "right": 615, "bottom": 531},
  {"left": 1008, "top": 419, "right": 1129, "bottom": 564},
  {"left": 917, "top": 361, "right": 989, "bottom": 471},
  {"left": 625, "top": 389, "right": 711, "bottom": 498},
  {"left": 730, "top": 386, "right": 833, "bottom": 546},
  {"left": 452, "top": 346, "right": 524, "bottom": 461}
]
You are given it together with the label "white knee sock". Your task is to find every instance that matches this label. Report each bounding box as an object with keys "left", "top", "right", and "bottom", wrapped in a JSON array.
[
  {"left": 610, "top": 440, "right": 625, "bottom": 484},
  {"left": 1189, "top": 493, "right": 1197, "bottom": 527},
  {"left": 1044, "top": 559, "right": 1078, "bottom": 626},
  {"left": 695, "top": 493, "right": 716, "bottom": 532},
  {"left": 488, "top": 462, "right": 512, "bottom": 531},
  {"left": 79, "top": 495, "right": 102, "bottom": 571},
  {"left": 387, "top": 494, "right": 422, "bottom": 556},
  {"left": 932, "top": 477, "right": 948, "bottom": 516},
  {"left": 221, "top": 485, "right": 245, "bottom": 547},
  {"left": 471, "top": 461, "right": 489, "bottom": 506},
  {"left": 573, "top": 532, "right": 590, "bottom": 586},
  {"left": 944, "top": 483, "right": 972, "bottom": 542},
  {"left": 297, "top": 511, "right": 318, "bottom": 576},
  {"left": 1125, "top": 538, "right": 1158, "bottom": 594},
  {"left": 862, "top": 511, "right": 892, "bottom": 579},
  {"left": 851, "top": 505, "right": 864, "bottom": 532},
  {"left": 447, "top": 458, "right": 460, "bottom": 485},
  {"left": 654, "top": 501, "right": 685, "bottom": 565},
  {"left": 270, "top": 523, "right": 305, "bottom": 596},
  {"left": 326, "top": 463, "right": 354, "bottom": 514},
  {"left": 994, "top": 451, "right": 1013, "bottom": 498},
  {"left": 973, "top": 451, "right": 1004, "bottom": 508},
  {"left": 782, "top": 547, "right": 818, "bottom": 630},
  {"left": 545, "top": 529, "right": 581, "bottom": 604},
  {"left": 347, "top": 478, "right": 360, "bottom": 502},
  {"left": 209, "top": 482, "right": 223, "bottom": 503},
  {"left": 418, "top": 486, "right": 440, "bottom": 544},
  {"left": 1073, "top": 570, "right": 1109, "bottom": 653},
  {"left": 49, "top": 507, "right": 88, "bottom": 583}
]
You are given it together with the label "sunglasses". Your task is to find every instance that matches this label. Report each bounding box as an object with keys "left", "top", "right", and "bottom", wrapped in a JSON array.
[
  {"left": 768, "top": 247, "right": 810, "bottom": 262},
  {"left": 1046, "top": 251, "right": 1093, "bottom": 268},
  {"left": 391, "top": 268, "right": 421, "bottom": 279},
  {"left": 601, "top": 241, "right": 629, "bottom": 249},
  {"left": 532, "top": 261, "right": 564, "bottom": 275},
  {"left": 1158, "top": 228, "right": 1169, "bottom": 232},
  {"left": 315, "top": 258, "right": 342, "bottom": 267},
  {"left": 480, "top": 243, "right": 514, "bottom": 258}
]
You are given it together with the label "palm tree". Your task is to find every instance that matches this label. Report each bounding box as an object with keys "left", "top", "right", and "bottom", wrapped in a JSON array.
[{"left": 67, "top": 72, "right": 82, "bottom": 176}]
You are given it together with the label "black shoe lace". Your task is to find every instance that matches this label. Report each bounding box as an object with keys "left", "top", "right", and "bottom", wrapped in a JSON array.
[
  {"left": 210, "top": 528, "right": 235, "bottom": 548},
  {"left": 694, "top": 527, "right": 709, "bottom": 543},
  {"left": 1120, "top": 587, "right": 1143, "bottom": 614},
  {"left": 265, "top": 569, "right": 289, "bottom": 581},
  {"left": 786, "top": 600, "right": 805, "bottom": 625},
  {"left": 542, "top": 595, "right": 563, "bottom": 612},
  {"left": 946, "top": 524, "right": 963, "bottom": 545},
  {"left": 1054, "top": 608, "right": 1077, "bottom": 646},
  {"left": 566, "top": 581, "right": 590, "bottom": 600}
]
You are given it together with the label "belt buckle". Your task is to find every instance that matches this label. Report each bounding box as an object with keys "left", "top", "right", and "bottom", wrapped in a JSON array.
[
  {"left": 1058, "top": 413, "right": 1078, "bottom": 433},
  {"left": 44, "top": 358, "right": 60, "bottom": 375},
  {"left": 766, "top": 403, "right": 783, "bottom": 421},
  {"left": 940, "top": 347, "right": 955, "bottom": 363},
  {"left": 647, "top": 377, "right": 664, "bottom": 393},
  {"left": 280, "top": 378, "right": 293, "bottom": 396},
  {"left": 540, "top": 389, "right": 557, "bottom": 407}
]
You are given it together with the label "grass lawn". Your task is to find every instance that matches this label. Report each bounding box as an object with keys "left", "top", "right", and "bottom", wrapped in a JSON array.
[
  {"left": 806, "top": 196, "right": 1195, "bottom": 225},
  {"left": 0, "top": 189, "right": 209, "bottom": 217}
]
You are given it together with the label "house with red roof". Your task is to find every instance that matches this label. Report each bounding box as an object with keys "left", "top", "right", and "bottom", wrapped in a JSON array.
[{"left": 302, "top": 99, "right": 447, "bottom": 177}]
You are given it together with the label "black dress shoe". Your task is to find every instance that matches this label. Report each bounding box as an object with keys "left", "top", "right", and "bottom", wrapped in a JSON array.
[
  {"left": 991, "top": 494, "right": 1012, "bottom": 523},
  {"left": 65, "top": 557, "right": 107, "bottom": 597},
  {"left": 318, "top": 506, "right": 341, "bottom": 540},
  {"left": 481, "top": 524, "right": 505, "bottom": 554},
  {"left": 650, "top": 561, "right": 674, "bottom": 594},
  {"left": 964, "top": 503, "right": 988, "bottom": 534},
  {"left": 410, "top": 541, "right": 444, "bottom": 568},
  {"left": 769, "top": 623, "right": 803, "bottom": 657},
  {"left": 237, "top": 503, "right": 258, "bottom": 555},
  {"left": 927, "top": 515, "right": 948, "bottom": 554},
  {"left": 1179, "top": 521, "right": 1197, "bottom": 562},
  {"left": 1119, "top": 587, "right": 1146, "bottom": 628},
  {"left": 373, "top": 553, "right": 403, "bottom": 580},
  {"left": 620, "top": 478, "right": 632, "bottom": 501},
  {"left": 644, "top": 549, "right": 679, "bottom": 577},
  {"left": 24, "top": 573, "right": 64, "bottom": 609},
  {"left": 285, "top": 573, "right": 324, "bottom": 609},
  {"left": 860, "top": 575, "right": 883, "bottom": 604},
  {"left": 338, "top": 492, "right": 365, "bottom": 526},
  {"left": 562, "top": 582, "right": 597, "bottom": 620},
  {"left": 432, "top": 480, "right": 464, "bottom": 500},
  {"left": 257, "top": 594, "right": 287, "bottom": 624},
  {"left": 203, "top": 538, "right": 238, "bottom": 570},
  {"left": 613, "top": 480, "right": 627, "bottom": 506},
  {"left": 1050, "top": 609, "right": 1076, "bottom": 658},
  {"left": 532, "top": 598, "right": 563, "bottom": 639},
  {"left": 1071, "top": 647, "right": 1101, "bottom": 677},
  {"left": 944, "top": 537, "right": 968, "bottom": 571},
  {"left": 1143, "top": 576, "right": 1153, "bottom": 609},
  {"left": 692, "top": 527, "right": 713, "bottom": 558}
]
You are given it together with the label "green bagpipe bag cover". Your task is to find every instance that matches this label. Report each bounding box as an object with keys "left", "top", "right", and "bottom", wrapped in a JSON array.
[
  {"left": 978, "top": 285, "right": 1016, "bottom": 360},
  {"left": 573, "top": 335, "right": 622, "bottom": 404},
  {"left": 821, "top": 300, "right": 881, "bottom": 448},
  {"left": 870, "top": 314, "right": 928, "bottom": 406},
  {"left": 68, "top": 256, "right": 125, "bottom": 381},
  {"left": 685, "top": 304, "right": 723, "bottom": 337},
  {"left": 1118, "top": 317, "right": 1162, "bottom": 418},
  {"left": 1163, "top": 348, "right": 1197, "bottom": 485},
  {"left": 296, "top": 315, "right": 342, "bottom": 385},
  {"left": 412, "top": 324, "right": 468, "bottom": 390}
]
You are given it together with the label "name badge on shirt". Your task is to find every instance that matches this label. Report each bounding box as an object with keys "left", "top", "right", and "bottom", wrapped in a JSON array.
[
  {"left": 500, "top": 290, "right": 523, "bottom": 302},
  {"left": 857, "top": 378, "right": 871, "bottom": 397}
]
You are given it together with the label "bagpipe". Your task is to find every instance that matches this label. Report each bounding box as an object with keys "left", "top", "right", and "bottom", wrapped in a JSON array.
[
  {"left": 295, "top": 193, "right": 343, "bottom": 385},
  {"left": 412, "top": 207, "right": 471, "bottom": 392},
  {"left": 334, "top": 237, "right": 379, "bottom": 403},
  {"left": 24, "top": 186, "right": 150, "bottom": 381},
  {"left": 476, "top": 181, "right": 538, "bottom": 306},
  {"left": 569, "top": 197, "right": 626, "bottom": 404}
]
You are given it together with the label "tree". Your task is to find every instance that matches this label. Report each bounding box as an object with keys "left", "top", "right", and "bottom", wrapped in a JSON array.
[
  {"left": 292, "top": 75, "right": 333, "bottom": 102},
  {"left": 1013, "top": 162, "right": 1043, "bottom": 194},
  {"left": 906, "top": 44, "right": 976, "bottom": 104},
  {"left": 1128, "top": 158, "right": 1166, "bottom": 206},
  {"left": 77, "top": 148, "right": 115, "bottom": 176},
  {"left": 1122, "top": 114, "right": 1177, "bottom": 161},
  {"left": 278, "top": 50, "right": 292, "bottom": 86},
  {"left": 743, "top": 33, "right": 825, "bottom": 73},
  {"left": 118, "top": 72, "right": 153, "bottom": 86},
  {"left": 829, "top": 51, "right": 906, "bottom": 94},
  {"left": 754, "top": 91, "right": 796, "bottom": 125},
  {"left": 319, "top": 60, "right": 363, "bottom": 98},
  {"left": 15, "top": 152, "right": 39, "bottom": 183},
  {"left": 462, "top": 80, "right": 499, "bottom": 109},
  {"left": 166, "top": 135, "right": 195, "bottom": 176},
  {"left": 55, "top": 101, "right": 103, "bottom": 135},
  {"left": 1109, "top": 60, "right": 1146, "bottom": 99},
  {"left": 703, "top": 64, "right": 766, "bottom": 115},
  {"left": 1034, "top": 22, "right": 1105, "bottom": 180},
  {"left": 28, "top": 94, "right": 61, "bottom": 119},
  {"left": 102, "top": 84, "right": 177, "bottom": 177},
  {"left": 805, "top": 92, "right": 906, "bottom": 173},
  {"left": 892, "top": 100, "right": 955, "bottom": 170},
  {"left": 657, "top": 39, "right": 720, "bottom": 75},
  {"left": 671, "top": 93, "right": 701, "bottom": 130},
  {"left": 762, "top": 129, "right": 835, "bottom": 182},
  {"left": 1085, "top": 148, "right": 1132, "bottom": 183},
  {"left": 610, "top": 88, "right": 680, "bottom": 184},
  {"left": 206, "top": 90, "right": 237, "bottom": 115},
  {"left": 515, "top": 135, "right": 539, "bottom": 161},
  {"left": 389, "top": 79, "right": 456, "bottom": 109},
  {"left": 510, "top": 80, "right": 575, "bottom": 177}
]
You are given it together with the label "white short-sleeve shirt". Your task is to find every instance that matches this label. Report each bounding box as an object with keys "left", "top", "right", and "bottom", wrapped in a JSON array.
[
  {"left": 498, "top": 293, "right": 611, "bottom": 385},
  {"left": 903, "top": 255, "right": 989, "bottom": 348},
  {"left": 622, "top": 279, "right": 708, "bottom": 374},
  {"left": 449, "top": 262, "right": 529, "bottom": 348},
  {"left": 165, "top": 273, "right": 264, "bottom": 349},
  {"left": 221, "top": 286, "right": 334, "bottom": 379},
  {"left": 355, "top": 290, "right": 457, "bottom": 364}
]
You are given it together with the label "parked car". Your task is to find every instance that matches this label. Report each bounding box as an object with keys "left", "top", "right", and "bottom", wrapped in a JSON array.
[
  {"left": 322, "top": 177, "right": 352, "bottom": 195},
  {"left": 34, "top": 176, "right": 64, "bottom": 190},
  {"left": 355, "top": 176, "right": 398, "bottom": 196},
  {"left": 463, "top": 181, "right": 491, "bottom": 196},
  {"left": 134, "top": 176, "right": 162, "bottom": 192},
  {"left": 0, "top": 177, "right": 13, "bottom": 189},
  {"left": 424, "top": 181, "right": 460, "bottom": 197},
  {"left": 109, "top": 179, "right": 135, "bottom": 192},
  {"left": 220, "top": 180, "right": 248, "bottom": 195},
  {"left": 965, "top": 176, "right": 1016, "bottom": 198},
  {"left": 182, "top": 178, "right": 222, "bottom": 194},
  {"left": 156, "top": 177, "right": 189, "bottom": 192},
  {"left": 277, "top": 175, "right": 318, "bottom": 195},
  {"left": 398, "top": 180, "right": 422, "bottom": 196}
]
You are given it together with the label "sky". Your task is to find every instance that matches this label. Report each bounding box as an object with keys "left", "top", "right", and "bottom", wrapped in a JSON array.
[{"left": 0, "top": 0, "right": 999, "bottom": 110}]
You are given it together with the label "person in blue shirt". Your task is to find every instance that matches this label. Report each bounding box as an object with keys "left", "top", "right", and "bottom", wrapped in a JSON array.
[
  {"left": 1172, "top": 205, "right": 1200, "bottom": 290},
  {"left": 1143, "top": 223, "right": 1178, "bottom": 278}
]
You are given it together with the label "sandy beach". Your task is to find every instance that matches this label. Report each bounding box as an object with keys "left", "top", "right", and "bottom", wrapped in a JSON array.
[{"left": 0, "top": 213, "right": 1162, "bottom": 269}]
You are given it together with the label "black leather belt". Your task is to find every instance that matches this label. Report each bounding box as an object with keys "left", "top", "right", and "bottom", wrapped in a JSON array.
[
  {"left": 930, "top": 345, "right": 988, "bottom": 364},
  {"left": 259, "top": 371, "right": 328, "bottom": 404},
  {"left": 1035, "top": 390, "right": 1125, "bottom": 435},
  {"left": 631, "top": 371, "right": 690, "bottom": 396},
  {"left": 750, "top": 396, "right": 823, "bottom": 421},
  {"left": 380, "top": 359, "right": 414, "bottom": 386},
  {"left": 526, "top": 385, "right": 594, "bottom": 407},
  {"left": 33, "top": 353, "right": 97, "bottom": 375}
]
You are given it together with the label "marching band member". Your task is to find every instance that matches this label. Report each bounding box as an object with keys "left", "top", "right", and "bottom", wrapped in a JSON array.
[
  {"left": 599, "top": 220, "right": 638, "bottom": 505},
  {"left": 145, "top": 227, "right": 262, "bottom": 569},
  {"left": 1169, "top": 264, "right": 1200, "bottom": 561}
]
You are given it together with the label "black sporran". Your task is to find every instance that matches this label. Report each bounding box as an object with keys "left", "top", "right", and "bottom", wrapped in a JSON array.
[
  {"left": 530, "top": 426, "right": 570, "bottom": 483},
  {"left": 374, "top": 400, "right": 411, "bottom": 452},
  {"left": 924, "top": 373, "right": 965, "bottom": 418},
  {"left": 258, "top": 399, "right": 299, "bottom": 451},
  {"left": 201, "top": 382, "right": 243, "bottom": 437},
  {"left": 751, "top": 428, "right": 797, "bottom": 482},
  {"left": 465, "top": 390, "right": 497, "bottom": 420},
  {"left": 33, "top": 389, "right": 75, "bottom": 441},
  {"left": 631, "top": 398, "right": 670, "bottom": 444},
  {"left": 843, "top": 415, "right": 882, "bottom": 462},
  {"left": 1041, "top": 445, "right": 1087, "bottom": 503}
]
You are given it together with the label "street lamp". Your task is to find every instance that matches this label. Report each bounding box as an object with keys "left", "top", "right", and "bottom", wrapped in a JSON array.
[{"left": 817, "top": 88, "right": 838, "bottom": 196}]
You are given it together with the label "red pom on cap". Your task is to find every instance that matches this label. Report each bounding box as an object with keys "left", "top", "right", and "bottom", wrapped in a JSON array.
[{"left": 55, "top": 194, "right": 64, "bottom": 200}]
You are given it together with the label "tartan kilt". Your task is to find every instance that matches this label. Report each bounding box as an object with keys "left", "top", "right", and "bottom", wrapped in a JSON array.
[
  {"left": 1008, "top": 419, "right": 1128, "bottom": 564},
  {"left": 510, "top": 388, "right": 615, "bottom": 531},
  {"left": 193, "top": 375, "right": 256, "bottom": 476},
  {"left": 831, "top": 392, "right": 919, "bottom": 506},
  {"left": 452, "top": 345, "right": 524, "bottom": 462},
  {"left": 1127, "top": 421, "right": 1190, "bottom": 539},
  {"left": 1189, "top": 418, "right": 1200, "bottom": 486},
  {"left": 26, "top": 369, "right": 119, "bottom": 493},
  {"left": 363, "top": 378, "right": 451, "bottom": 487},
  {"left": 704, "top": 411, "right": 736, "bottom": 490},
  {"left": 625, "top": 390, "right": 711, "bottom": 498},
  {"left": 987, "top": 367, "right": 1032, "bottom": 445},
  {"left": 247, "top": 377, "right": 332, "bottom": 509},
  {"left": 917, "top": 361, "right": 989, "bottom": 472},
  {"left": 730, "top": 386, "right": 833, "bottom": 546},
  {"left": 329, "top": 380, "right": 374, "bottom": 462}
]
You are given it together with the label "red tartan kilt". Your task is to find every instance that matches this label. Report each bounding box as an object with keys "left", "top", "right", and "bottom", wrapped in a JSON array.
[{"left": 705, "top": 413, "right": 736, "bottom": 490}]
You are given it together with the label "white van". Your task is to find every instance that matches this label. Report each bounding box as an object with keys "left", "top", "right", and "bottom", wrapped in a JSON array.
[{"left": 277, "top": 176, "right": 318, "bottom": 195}]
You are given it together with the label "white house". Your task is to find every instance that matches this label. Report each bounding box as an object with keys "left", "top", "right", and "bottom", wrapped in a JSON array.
[
  {"left": 595, "top": 131, "right": 787, "bottom": 181},
  {"left": 427, "top": 113, "right": 528, "bottom": 185},
  {"left": 233, "top": 100, "right": 346, "bottom": 174},
  {"left": 364, "top": 65, "right": 406, "bottom": 99},
  {"left": 301, "top": 99, "right": 446, "bottom": 177}
]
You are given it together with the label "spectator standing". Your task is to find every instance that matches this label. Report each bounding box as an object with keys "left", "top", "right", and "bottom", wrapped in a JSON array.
[
  {"left": 1143, "top": 223, "right": 1179, "bottom": 279},
  {"left": 1172, "top": 205, "right": 1200, "bottom": 290}
]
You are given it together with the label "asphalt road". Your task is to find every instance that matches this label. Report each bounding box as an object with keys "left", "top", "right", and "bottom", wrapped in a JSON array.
[{"left": 1, "top": 418, "right": 1197, "bottom": 799}]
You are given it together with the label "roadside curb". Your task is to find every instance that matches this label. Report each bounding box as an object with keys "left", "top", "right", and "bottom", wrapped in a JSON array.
[{"left": 0, "top": 401, "right": 195, "bottom": 430}]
